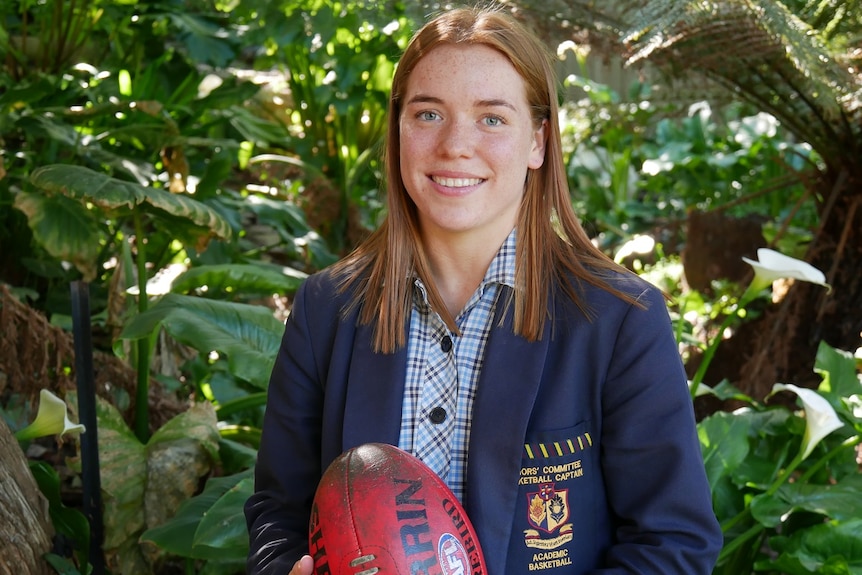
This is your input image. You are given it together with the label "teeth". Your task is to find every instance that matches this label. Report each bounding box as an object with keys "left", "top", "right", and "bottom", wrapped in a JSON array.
[{"left": 432, "top": 176, "right": 482, "bottom": 188}]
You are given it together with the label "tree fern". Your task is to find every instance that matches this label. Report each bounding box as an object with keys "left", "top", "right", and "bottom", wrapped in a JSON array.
[{"left": 623, "top": 0, "right": 861, "bottom": 168}]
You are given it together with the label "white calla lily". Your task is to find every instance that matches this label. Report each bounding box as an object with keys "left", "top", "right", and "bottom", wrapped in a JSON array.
[
  {"left": 772, "top": 383, "right": 843, "bottom": 460},
  {"left": 689, "top": 250, "right": 829, "bottom": 400},
  {"left": 741, "top": 248, "right": 830, "bottom": 298},
  {"left": 14, "top": 389, "right": 86, "bottom": 441},
  {"left": 688, "top": 380, "right": 713, "bottom": 398}
]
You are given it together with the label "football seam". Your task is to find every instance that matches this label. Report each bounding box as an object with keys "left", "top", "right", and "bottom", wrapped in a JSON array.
[{"left": 344, "top": 448, "right": 366, "bottom": 568}]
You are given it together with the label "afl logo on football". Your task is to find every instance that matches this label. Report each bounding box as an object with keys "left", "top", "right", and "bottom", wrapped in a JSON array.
[{"left": 438, "top": 533, "right": 469, "bottom": 575}]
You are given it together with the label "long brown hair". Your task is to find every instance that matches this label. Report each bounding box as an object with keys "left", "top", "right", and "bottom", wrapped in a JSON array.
[{"left": 332, "top": 5, "right": 640, "bottom": 353}]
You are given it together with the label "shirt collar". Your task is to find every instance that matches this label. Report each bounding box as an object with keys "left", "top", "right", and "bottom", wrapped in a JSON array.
[{"left": 413, "top": 228, "right": 517, "bottom": 310}]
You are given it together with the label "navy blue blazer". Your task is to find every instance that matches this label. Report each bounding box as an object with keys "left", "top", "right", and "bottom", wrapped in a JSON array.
[{"left": 245, "top": 269, "right": 722, "bottom": 575}]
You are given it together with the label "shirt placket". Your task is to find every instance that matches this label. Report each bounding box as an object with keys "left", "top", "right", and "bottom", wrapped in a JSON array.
[{"left": 414, "top": 319, "right": 459, "bottom": 481}]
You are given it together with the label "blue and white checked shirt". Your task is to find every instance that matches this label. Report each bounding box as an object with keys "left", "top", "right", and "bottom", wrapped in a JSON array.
[{"left": 398, "top": 230, "right": 517, "bottom": 502}]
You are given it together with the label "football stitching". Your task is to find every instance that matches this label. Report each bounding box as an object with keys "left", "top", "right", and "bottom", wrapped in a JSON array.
[{"left": 344, "top": 448, "right": 366, "bottom": 567}]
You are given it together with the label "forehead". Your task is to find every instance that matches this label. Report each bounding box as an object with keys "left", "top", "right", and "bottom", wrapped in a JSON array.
[{"left": 405, "top": 43, "right": 527, "bottom": 100}]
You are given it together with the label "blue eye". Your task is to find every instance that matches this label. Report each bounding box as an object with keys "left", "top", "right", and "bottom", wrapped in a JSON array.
[
  {"left": 418, "top": 111, "right": 440, "bottom": 121},
  {"left": 484, "top": 115, "right": 504, "bottom": 126}
]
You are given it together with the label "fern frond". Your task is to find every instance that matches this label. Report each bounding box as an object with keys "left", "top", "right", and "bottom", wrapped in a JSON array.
[{"left": 623, "top": 0, "right": 861, "bottom": 169}]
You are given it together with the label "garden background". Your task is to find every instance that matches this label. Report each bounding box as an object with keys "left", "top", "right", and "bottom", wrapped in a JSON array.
[{"left": 1, "top": 0, "right": 861, "bottom": 574}]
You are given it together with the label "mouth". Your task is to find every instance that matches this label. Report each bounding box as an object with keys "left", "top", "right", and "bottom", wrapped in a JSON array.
[{"left": 430, "top": 175, "right": 484, "bottom": 188}]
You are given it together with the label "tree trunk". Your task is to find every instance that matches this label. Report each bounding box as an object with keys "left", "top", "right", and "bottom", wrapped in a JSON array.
[{"left": 0, "top": 419, "right": 54, "bottom": 575}]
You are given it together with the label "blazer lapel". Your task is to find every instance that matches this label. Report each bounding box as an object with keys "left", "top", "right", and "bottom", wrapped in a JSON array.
[
  {"left": 465, "top": 289, "right": 551, "bottom": 575},
  {"left": 341, "top": 320, "right": 408, "bottom": 448}
]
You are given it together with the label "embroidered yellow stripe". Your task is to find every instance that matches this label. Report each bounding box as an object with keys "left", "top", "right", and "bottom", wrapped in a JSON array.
[{"left": 525, "top": 433, "right": 593, "bottom": 459}]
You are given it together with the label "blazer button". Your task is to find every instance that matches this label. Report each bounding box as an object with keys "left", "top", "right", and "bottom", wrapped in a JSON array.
[
  {"left": 429, "top": 406, "right": 447, "bottom": 424},
  {"left": 440, "top": 335, "right": 453, "bottom": 353}
]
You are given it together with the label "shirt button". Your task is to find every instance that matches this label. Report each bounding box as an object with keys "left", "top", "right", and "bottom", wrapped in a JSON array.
[
  {"left": 429, "top": 406, "right": 447, "bottom": 424},
  {"left": 441, "top": 335, "right": 453, "bottom": 353}
]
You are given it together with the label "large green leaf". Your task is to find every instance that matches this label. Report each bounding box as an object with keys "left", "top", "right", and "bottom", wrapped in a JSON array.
[
  {"left": 751, "top": 474, "right": 862, "bottom": 528},
  {"left": 141, "top": 470, "right": 252, "bottom": 560},
  {"left": 697, "top": 410, "right": 751, "bottom": 489},
  {"left": 221, "top": 106, "right": 290, "bottom": 147},
  {"left": 170, "top": 263, "right": 307, "bottom": 297},
  {"left": 88, "top": 398, "right": 155, "bottom": 574},
  {"left": 148, "top": 401, "right": 220, "bottom": 462},
  {"left": 117, "top": 294, "right": 283, "bottom": 389},
  {"left": 815, "top": 341, "right": 861, "bottom": 400},
  {"left": 168, "top": 13, "right": 237, "bottom": 67},
  {"left": 95, "top": 395, "right": 148, "bottom": 551},
  {"left": 29, "top": 164, "right": 232, "bottom": 241},
  {"left": 758, "top": 519, "right": 862, "bottom": 574},
  {"left": 84, "top": 394, "right": 220, "bottom": 573},
  {"left": 0, "top": 77, "right": 56, "bottom": 111},
  {"left": 192, "top": 474, "right": 254, "bottom": 560},
  {"left": 13, "top": 190, "right": 103, "bottom": 281},
  {"left": 217, "top": 437, "right": 258, "bottom": 474}
]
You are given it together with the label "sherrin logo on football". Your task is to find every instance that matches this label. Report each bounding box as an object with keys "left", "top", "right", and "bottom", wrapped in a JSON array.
[{"left": 309, "top": 443, "right": 488, "bottom": 575}]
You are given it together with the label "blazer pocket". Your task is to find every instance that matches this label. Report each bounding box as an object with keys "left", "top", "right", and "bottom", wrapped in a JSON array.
[{"left": 511, "top": 422, "right": 605, "bottom": 570}]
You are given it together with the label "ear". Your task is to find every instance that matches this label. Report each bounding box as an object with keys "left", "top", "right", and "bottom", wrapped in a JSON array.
[{"left": 528, "top": 118, "right": 547, "bottom": 170}]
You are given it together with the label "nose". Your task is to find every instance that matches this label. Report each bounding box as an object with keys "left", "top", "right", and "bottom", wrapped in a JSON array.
[{"left": 438, "top": 117, "right": 476, "bottom": 158}]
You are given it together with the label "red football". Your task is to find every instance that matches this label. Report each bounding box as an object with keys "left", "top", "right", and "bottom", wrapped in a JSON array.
[{"left": 309, "top": 443, "right": 487, "bottom": 575}]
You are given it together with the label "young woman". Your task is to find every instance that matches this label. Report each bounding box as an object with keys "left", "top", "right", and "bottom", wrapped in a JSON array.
[{"left": 245, "top": 6, "right": 722, "bottom": 575}]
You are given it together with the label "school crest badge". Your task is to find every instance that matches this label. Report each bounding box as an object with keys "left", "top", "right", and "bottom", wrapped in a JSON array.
[{"left": 524, "top": 483, "right": 573, "bottom": 550}]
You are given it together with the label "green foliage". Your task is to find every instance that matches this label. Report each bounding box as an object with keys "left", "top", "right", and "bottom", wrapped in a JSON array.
[
  {"left": 26, "top": 164, "right": 232, "bottom": 280},
  {"left": 30, "top": 460, "right": 92, "bottom": 572},
  {"left": 117, "top": 293, "right": 285, "bottom": 390},
  {"left": 560, "top": 72, "right": 656, "bottom": 242},
  {"left": 85, "top": 395, "right": 220, "bottom": 574},
  {"left": 560, "top": 74, "right": 818, "bottom": 253},
  {"left": 141, "top": 470, "right": 254, "bottom": 564},
  {"left": 170, "top": 263, "right": 307, "bottom": 298},
  {"left": 241, "top": 0, "right": 413, "bottom": 244},
  {"left": 700, "top": 342, "right": 862, "bottom": 574}
]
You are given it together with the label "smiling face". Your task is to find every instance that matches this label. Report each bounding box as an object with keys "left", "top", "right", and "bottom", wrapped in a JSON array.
[{"left": 398, "top": 43, "right": 546, "bottom": 246}]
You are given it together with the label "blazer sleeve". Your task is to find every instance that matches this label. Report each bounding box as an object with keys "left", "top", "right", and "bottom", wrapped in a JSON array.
[
  {"left": 244, "top": 278, "right": 326, "bottom": 575},
  {"left": 596, "top": 286, "right": 722, "bottom": 574}
]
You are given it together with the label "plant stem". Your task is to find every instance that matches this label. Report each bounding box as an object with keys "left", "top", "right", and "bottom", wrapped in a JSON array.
[
  {"left": 764, "top": 451, "right": 803, "bottom": 497},
  {"left": 717, "top": 522, "right": 764, "bottom": 564},
  {"left": 690, "top": 288, "right": 762, "bottom": 398},
  {"left": 689, "top": 307, "right": 738, "bottom": 398},
  {"left": 798, "top": 435, "right": 861, "bottom": 483},
  {"left": 721, "top": 450, "right": 804, "bottom": 534}
]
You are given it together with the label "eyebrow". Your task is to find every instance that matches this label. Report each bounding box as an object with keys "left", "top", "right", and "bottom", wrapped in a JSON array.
[{"left": 405, "top": 94, "right": 518, "bottom": 112}]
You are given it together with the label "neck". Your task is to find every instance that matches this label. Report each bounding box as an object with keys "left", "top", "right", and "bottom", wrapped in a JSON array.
[{"left": 422, "top": 228, "right": 511, "bottom": 318}]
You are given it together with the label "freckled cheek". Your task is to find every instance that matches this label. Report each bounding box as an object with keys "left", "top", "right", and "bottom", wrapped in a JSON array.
[
  {"left": 480, "top": 139, "right": 521, "bottom": 164},
  {"left": 399, "top": 131, "right": 428, "bottom": 189},
  {"left": 400, "top": 130, "right": 439, "bottom": 167}
]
